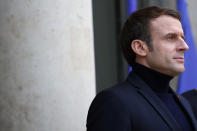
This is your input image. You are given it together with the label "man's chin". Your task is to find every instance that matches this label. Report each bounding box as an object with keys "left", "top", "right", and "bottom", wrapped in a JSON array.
[
  {"left": 167, "top": 65, "right": 185, "bottom": 76},
  {"left": 173, "top": 67, "right": 185, "bottom": 75}
]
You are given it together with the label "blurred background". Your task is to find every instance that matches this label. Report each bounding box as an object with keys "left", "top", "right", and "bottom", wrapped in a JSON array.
[{"left": 0, "top": 0, "right": 197, "bottom": 131}]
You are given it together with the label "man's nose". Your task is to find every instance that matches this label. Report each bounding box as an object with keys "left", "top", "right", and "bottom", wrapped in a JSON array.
[{"left": 177, "top": 39, "right": 189, "bottom": 52}]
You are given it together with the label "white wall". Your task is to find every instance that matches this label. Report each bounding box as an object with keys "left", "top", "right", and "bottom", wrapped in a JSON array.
[{"left": 0, "top": 0, "right": 96, "bottom": 131}]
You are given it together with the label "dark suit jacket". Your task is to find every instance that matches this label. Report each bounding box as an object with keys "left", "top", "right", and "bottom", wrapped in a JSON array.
[
  {"left": 86, "top": 72, "right": 197, "bottom": 131},
  {"left": 182, "top": 89, "right": 197, "bottom": 120}
]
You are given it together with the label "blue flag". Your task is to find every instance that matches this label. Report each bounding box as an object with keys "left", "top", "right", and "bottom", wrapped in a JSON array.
[
  {"left": 177, "top": 0, "right": 197, "bottom": 94},
  {"left": 127, "top": 0, "right": 137, "bottom": 72},
  {"left": 127, "top": 0, "right": 137, "bottom": 16}
]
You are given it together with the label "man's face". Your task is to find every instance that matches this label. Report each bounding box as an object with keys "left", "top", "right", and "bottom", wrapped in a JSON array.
[{"left": 145, "top": 15, "right": 189, "bottom": 76}]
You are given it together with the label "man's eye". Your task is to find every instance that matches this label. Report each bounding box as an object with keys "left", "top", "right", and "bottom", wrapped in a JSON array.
[
  {"left": 167, "top": 36, "right": 174, "bottom": 40},
  {"left": 166, "top": 34, "right": 178, "bottom": 40}
]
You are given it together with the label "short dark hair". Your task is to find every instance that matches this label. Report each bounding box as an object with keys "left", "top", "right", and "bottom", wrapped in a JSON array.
[{"left": 120, "top": 6, "right": 181, "bottom": 66}]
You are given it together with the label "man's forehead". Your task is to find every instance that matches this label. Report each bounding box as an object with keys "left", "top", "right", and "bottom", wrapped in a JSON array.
[{"left": 150, "top": 15, "right": 183, "bottom": 35}]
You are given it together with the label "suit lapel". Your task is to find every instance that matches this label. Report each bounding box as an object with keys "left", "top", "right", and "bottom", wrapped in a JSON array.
[{"left": 127, "top": 72, "right": 181, "bottom": 131}]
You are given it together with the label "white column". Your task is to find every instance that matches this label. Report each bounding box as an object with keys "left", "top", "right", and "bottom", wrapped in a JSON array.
[{"left": 0, "top": 0, "right": 96, "bottom": 131}]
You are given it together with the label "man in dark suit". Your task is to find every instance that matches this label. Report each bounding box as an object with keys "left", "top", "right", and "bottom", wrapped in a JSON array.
[
  {"left": 86, "top": 6, "right": 197, "bottom": 131},
  {"left": 182, "top": 89, "right": 197, "bottom": 119}
]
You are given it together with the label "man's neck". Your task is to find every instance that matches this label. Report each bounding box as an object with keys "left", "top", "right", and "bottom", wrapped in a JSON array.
[{"left": 132, "top": 63, "right": 173, "bottom": 93}]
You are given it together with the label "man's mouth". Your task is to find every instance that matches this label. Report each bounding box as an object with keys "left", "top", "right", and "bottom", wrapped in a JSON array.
[{"left": 173, "top": 56, "right": 184, "bottom": 63}]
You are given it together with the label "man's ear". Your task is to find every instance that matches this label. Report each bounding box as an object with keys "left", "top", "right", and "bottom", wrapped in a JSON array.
[{"left": 131, "top": 40, "right": 149, "bottom": 56}]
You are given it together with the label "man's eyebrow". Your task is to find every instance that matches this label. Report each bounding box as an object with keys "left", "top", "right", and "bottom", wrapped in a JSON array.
[
  {"left": 164, "top": 32, "right": 185, "bottom": 39},
  {"left": 165, "top": 32, "right": 178, "bottom": 36},
  {"left": 162, "top": 33, "right": 176, "bottom": 38}
]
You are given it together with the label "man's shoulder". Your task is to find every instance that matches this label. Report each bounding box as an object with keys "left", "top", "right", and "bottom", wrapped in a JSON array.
[
  {"left": 88, "top": 80, "right": 139, "bottom": 116},
  {"left": 89, "top": 72, "right": 146, "bottom": 112},
  {"left": 107, "top": 80, "right": 137, "bottom": 95},
  {"left": 94, "top": 80, "right": 139, "bottom": 104},
  {"left": 86, "top": 79, "right": 141, "bottom": 130}
]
